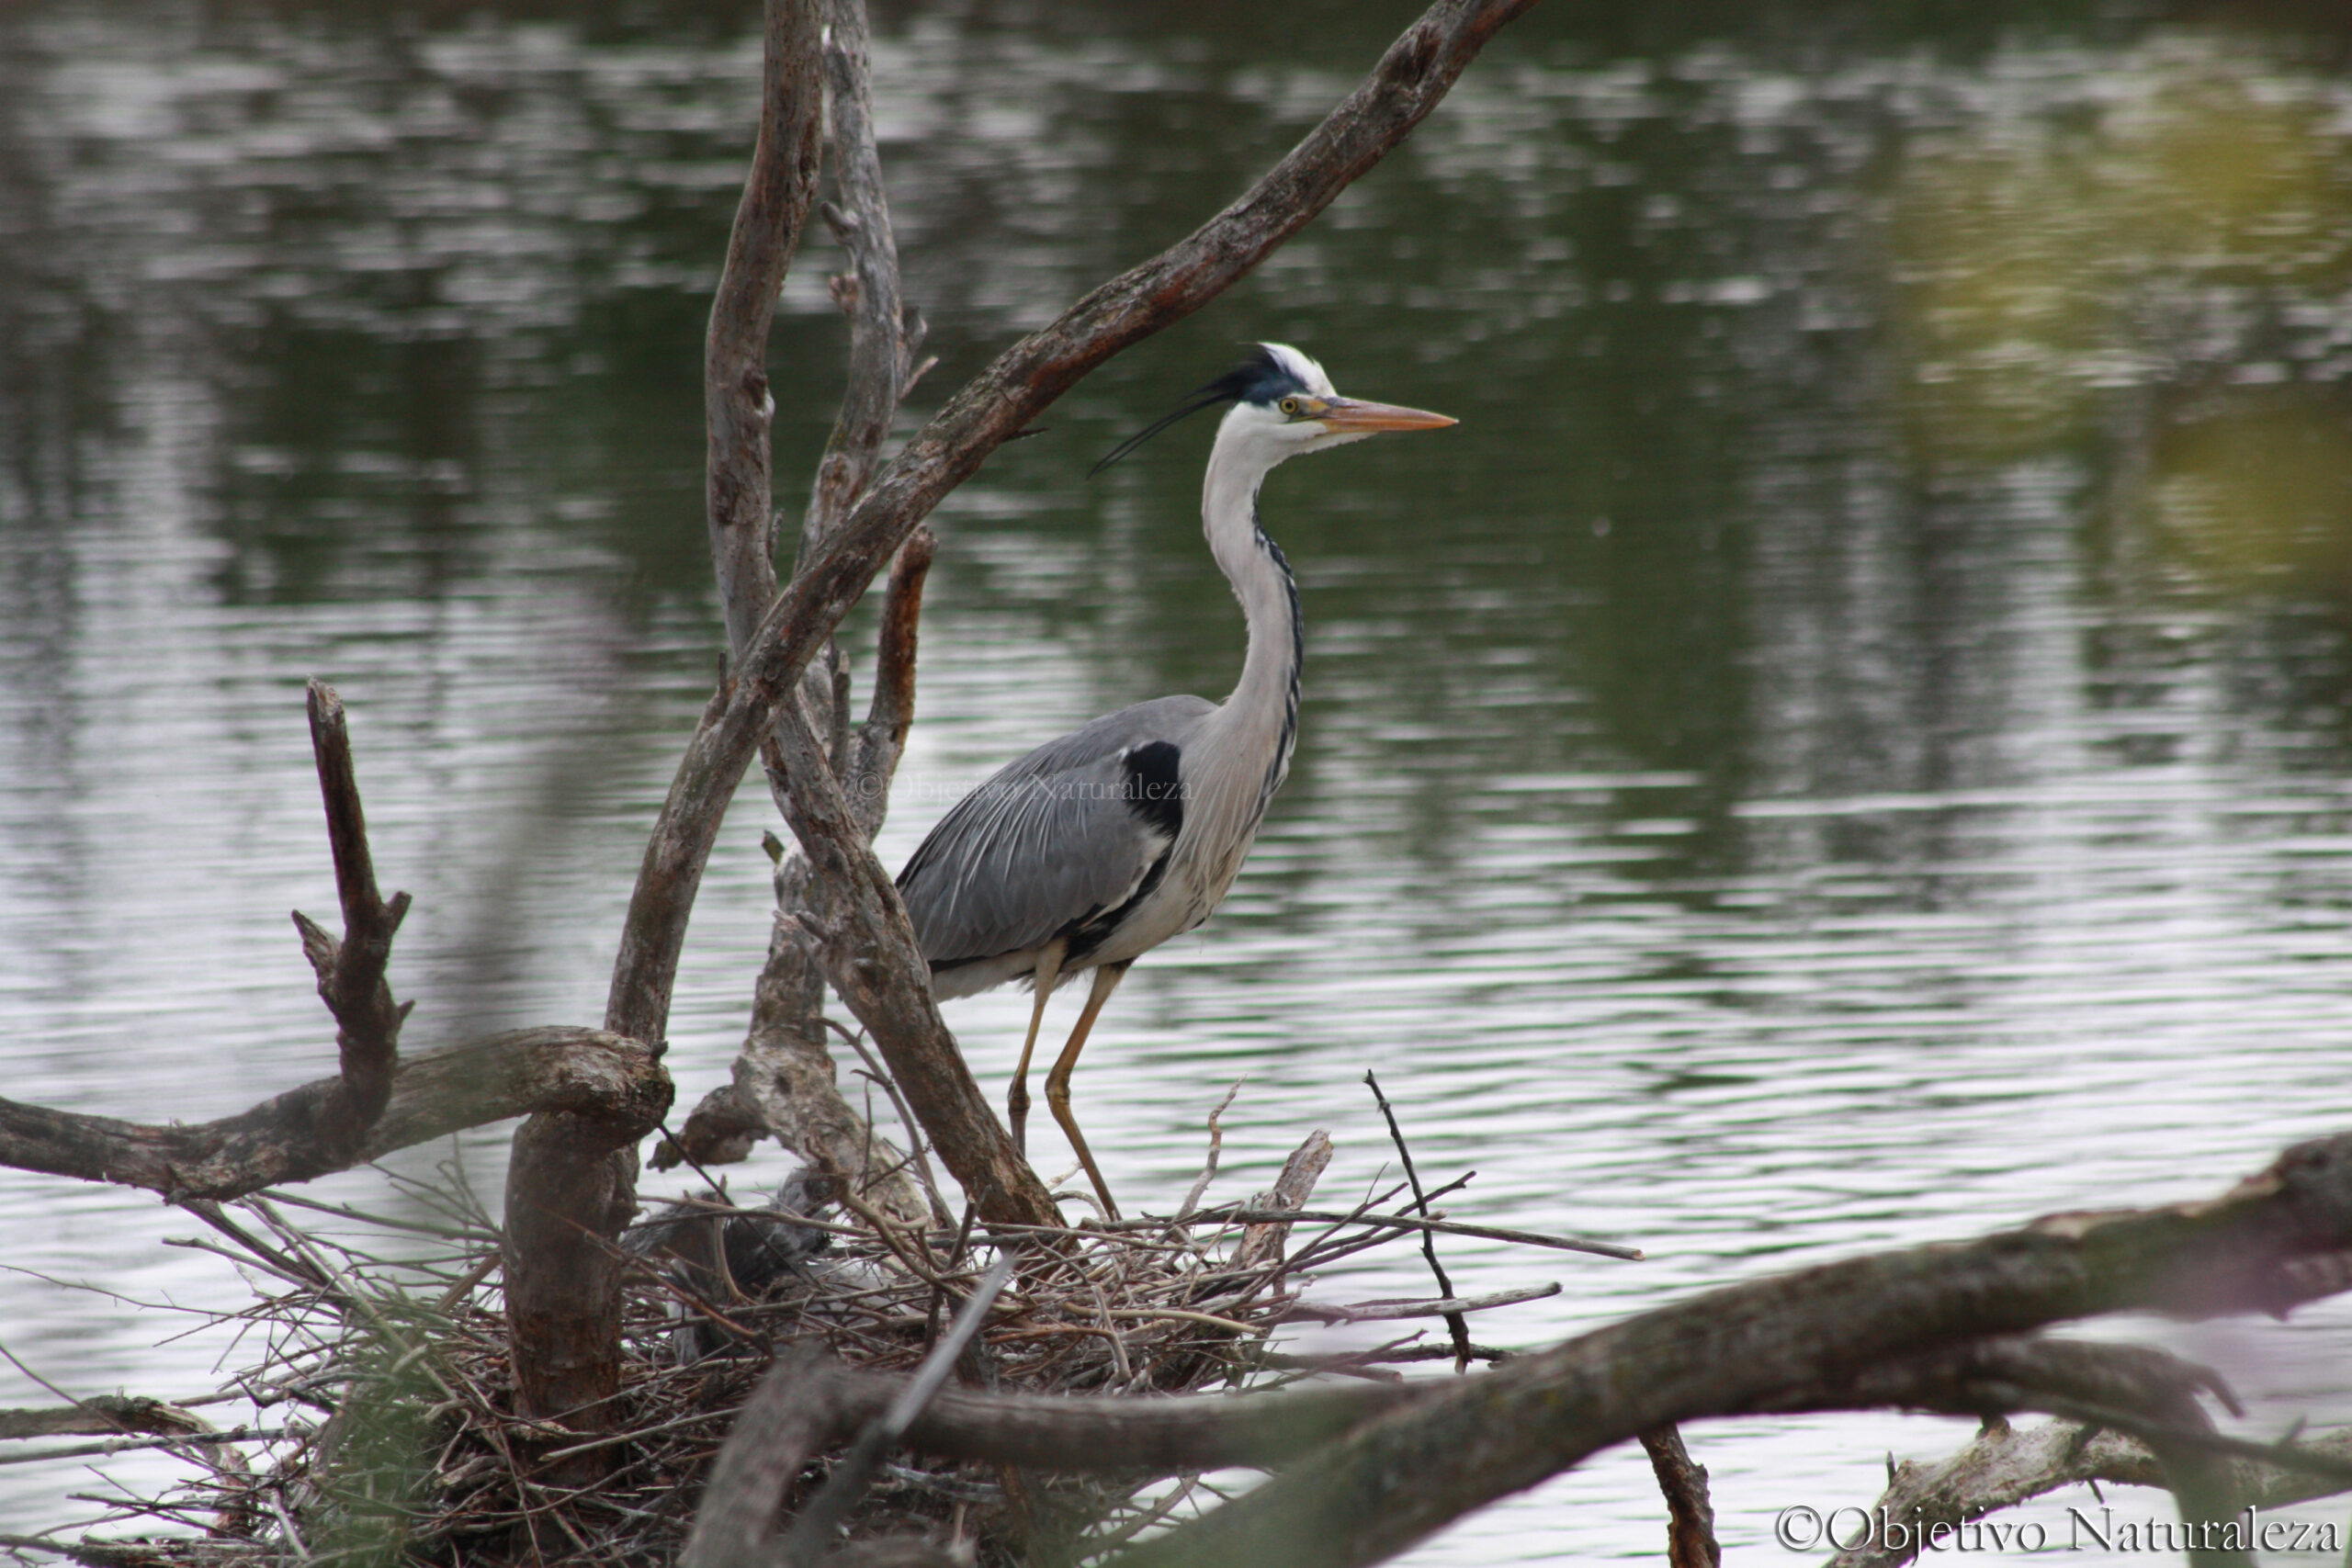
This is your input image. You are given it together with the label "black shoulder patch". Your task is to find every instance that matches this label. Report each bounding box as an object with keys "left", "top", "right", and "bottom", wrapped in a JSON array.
[{"left": 1122, "top": 740, "right": 1185, "bottom": 841}]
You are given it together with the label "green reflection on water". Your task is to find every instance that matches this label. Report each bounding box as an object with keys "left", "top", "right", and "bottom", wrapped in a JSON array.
[{"left": 5, "top": 0, "right": 2352, "bottom": 903}]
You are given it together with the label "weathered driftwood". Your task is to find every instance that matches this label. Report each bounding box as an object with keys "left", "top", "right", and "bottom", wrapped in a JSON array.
[
  {"left": 702, "top": 0, "right": 825, "bottom": 665},
  {"left": 613, "top": 0, "right": 1538, "bottom": 1246},
  {"left": 675, "top": 535, "right": 938, "bottom": 1225},
  {"left": 694, "top": 0, "right": 938, "bottom": 1224},
  {"left": 677, "top": 543, "right": 931, "bottom": 1222},
  {"left": 1233, "top": 1130, "right": 1333, "bottom": 1274},
  {"left": 765, "top": 697, "right": 1060, "bottom": 1232},
  {"left": 1762, "top": 1337, "right": 2261, "bottom": 1568},
  {"left": 661, "top": 532, "right": 935, "bottom": 1207}
]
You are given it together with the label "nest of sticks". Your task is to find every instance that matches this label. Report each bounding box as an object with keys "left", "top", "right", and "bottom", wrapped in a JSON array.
[{"left": 53, "top": 1090, "right": 1611, "bottom": 1568}]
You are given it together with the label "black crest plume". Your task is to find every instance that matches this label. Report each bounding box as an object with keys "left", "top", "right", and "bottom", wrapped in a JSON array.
[{"left": 1091, "top": 345, "right": 1305, "bottom": 476}]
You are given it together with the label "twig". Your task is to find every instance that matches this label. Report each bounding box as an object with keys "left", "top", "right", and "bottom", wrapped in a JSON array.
[
  {"left": 829, "top": 1017, "right": 951, "bottom": 1226},
  {"left": 1092, "top": 1278, "right": 1135, "bottom": 1385},
  {"left": 0, "top": 1426, "right": 286, "bottom": 1467},
  {"left": 1175, "top": 1081, "right": 1245, "bottom": 1226},
  {"left": 1212, "top": 1208, "right": 1638, "bottom": 1261},
  {"left": 1283, "top": 1282, "right": 1560, "bottom": 1324},
  {"left": 1364, "top": 1071, "right": 1468, "bottom": 1371}
]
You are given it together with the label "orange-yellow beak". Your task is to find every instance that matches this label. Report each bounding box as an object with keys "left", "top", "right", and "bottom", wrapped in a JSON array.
[{"left": 1316, "top": 399, "right": 1458, "bottom": 434}]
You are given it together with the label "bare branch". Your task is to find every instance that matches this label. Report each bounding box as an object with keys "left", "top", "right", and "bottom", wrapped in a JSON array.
[
  {"left": 801, "top": 0, "right": 920, "bottom": 564},
  {"left": 705, "top": 0, "right": 826, "bottom": 666},
  {"left": 1204, "top": 1207, "right": 1637, "bottom": 1261},
  {"left": 0, "top": 1028, "right": 662, "bottom": 1201},
  {"left": 844, "top": 526, "right": 934, "bottom": 840},
  {"left": 293, "top": 679, "right": 411, "bottom": 1134},
  {"left": 1105, "top": 1132, "right": 2352, "bottom": 1568},
  {"left": 608, "top": 0, "right": 1538, "bottom": 1139},
  {"left": 617, "top": 0, "right": 1532, "bottom": 1421},
  {"left": 1829, "top": 1420, "right": 2352, "bottom": 1568},
  {"left": 668, "top": 0, "right": 933, "bottom": 1224},
  {"left": 510, "top": 0, "right": 822, "bottom": 1434},
  {"left": 775, "top": 1258, "right": 1013, "bottom": 1563},
  {"left": 685, "top": 1357, "right": 1412, "bottom": 1508},
  {"left": 1640, "top": 1425, "right": 1721, "bottom": 1568},
  {"left": 766, "top": 702, "right": 1058, "bottom": 1227},
  {"left": 1364, "top": 1071, "right": 1469, "bottom": 1370},
  {"left": 1288, "top": 1280, "right": 1559, "bottom": 1325}
]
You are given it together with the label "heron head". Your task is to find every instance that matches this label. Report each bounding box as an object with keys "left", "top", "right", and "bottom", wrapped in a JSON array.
[{"left": 1091, "top": 343, "right": 1454, "bottom": 475}]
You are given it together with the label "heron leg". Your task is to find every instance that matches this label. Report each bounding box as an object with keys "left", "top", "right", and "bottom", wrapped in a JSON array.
[
  {"left": 1046, "top": 960, "right": 1132, "bottom": 1222},
  {"left": 1009, "top": 941, "right": 1065, "bottom": 1159}
]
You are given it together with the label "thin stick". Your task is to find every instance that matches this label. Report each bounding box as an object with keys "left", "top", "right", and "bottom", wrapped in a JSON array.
[
  {"left": 1176, "top": 1080, "right": 1245, "bottom": 1226},
  {"left": 1363, "top": 1071, "right": 1470, "bottom": 1371},
  {"left": 828, "top": 1016, "right": 952, "bottom": 1225},
  {"left": 1216, "top": 1208, "right": 1639, "bottom": 1261}
]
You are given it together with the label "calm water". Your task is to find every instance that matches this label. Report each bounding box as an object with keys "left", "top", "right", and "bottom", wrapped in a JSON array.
[{"left": 6, "top": 0, "right": 2352, "bottom": 1557}]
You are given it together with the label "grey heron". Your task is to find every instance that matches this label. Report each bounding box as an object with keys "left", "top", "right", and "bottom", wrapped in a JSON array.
[{"left": 897, "top": 344, "right": 1454, "bottom": 1218}]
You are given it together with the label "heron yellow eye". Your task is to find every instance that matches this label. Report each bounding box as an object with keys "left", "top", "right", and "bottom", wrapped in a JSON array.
[{"left": 1278, "top": 397, "right": 1301, "bottom": 416}]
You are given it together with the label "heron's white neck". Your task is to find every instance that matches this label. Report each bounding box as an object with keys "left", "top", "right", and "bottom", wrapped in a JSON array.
[{"left": 1200, "top": 418, "right": 1303, "bottom": 807}]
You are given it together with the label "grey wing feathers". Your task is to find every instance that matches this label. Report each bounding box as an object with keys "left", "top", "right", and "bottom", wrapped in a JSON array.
[{"left": 899, "top": 695, "right": 1212, "bottom": 966}]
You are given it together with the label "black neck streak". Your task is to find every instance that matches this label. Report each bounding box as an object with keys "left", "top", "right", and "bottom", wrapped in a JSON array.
[{"left": 1253, "top": 499, "right": 1304, "bottom": 813}]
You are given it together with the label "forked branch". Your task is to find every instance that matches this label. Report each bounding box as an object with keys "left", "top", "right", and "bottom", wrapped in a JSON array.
[
  {"left": 290, "top": 678, "right": 412, "bottom": 1137},
  {"left": 0, "top": 684, "right": 665, "bottom": 1206},
  {"left": 659, "top": 0, "right": 934, "bottom": 1220},
  {"left": 623, "top": 0, "right": 1538, "bottom": 1229}
]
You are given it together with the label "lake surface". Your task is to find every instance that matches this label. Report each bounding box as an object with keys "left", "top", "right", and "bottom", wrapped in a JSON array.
[{"left": 5, "top": 0, "right": 2352, "bottom": 1557}]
